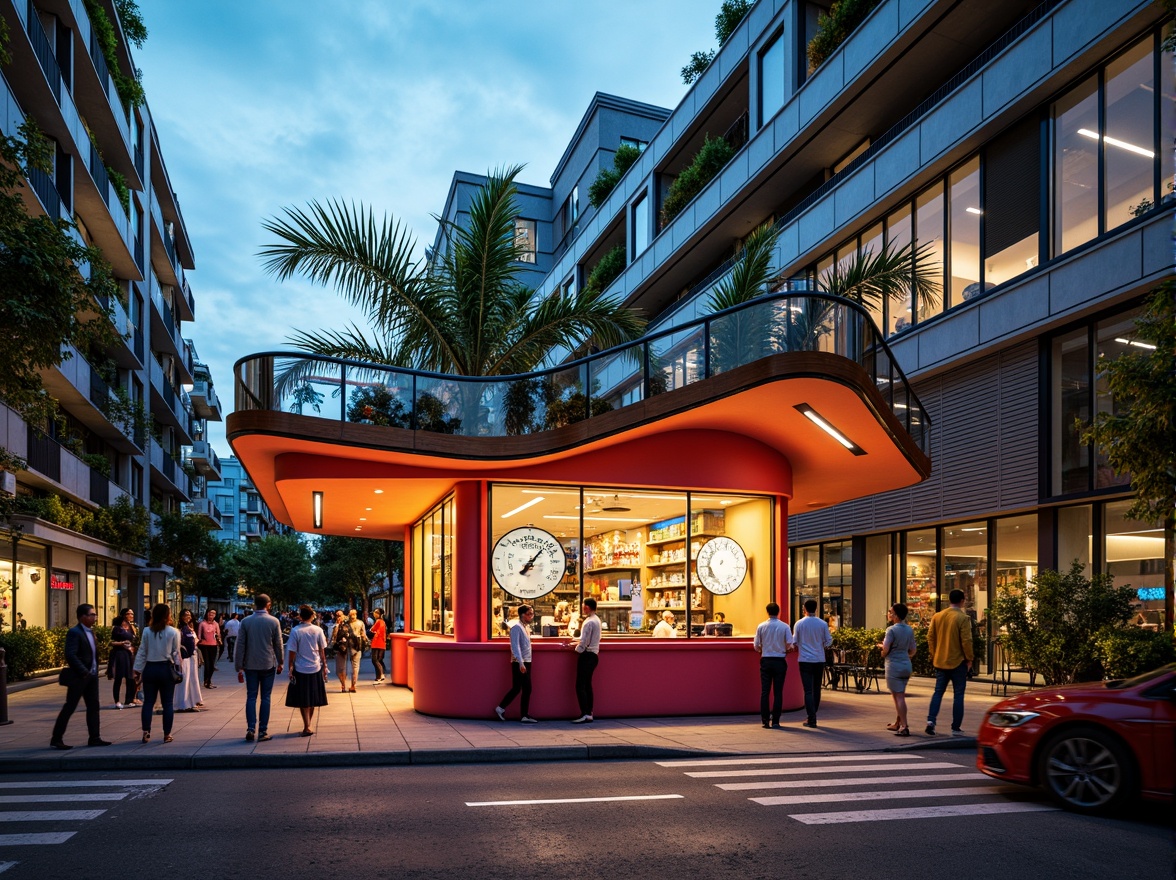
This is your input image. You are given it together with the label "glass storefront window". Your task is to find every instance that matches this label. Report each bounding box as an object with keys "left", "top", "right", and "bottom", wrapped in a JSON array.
[
  {"left": 822, "top": 540, "right": 851, "bottom": 629},
  {"left": 948, "top": 158, "right": 981, "bottom": 308},
  {"left": 1105, "top": 500, "right": 1165, "bottom": 630},
  {"left": 0, "top": 541, "right": 48, "bottom": 630},
  {"left": 904, "top": 528, "right": 937, "bottom": 626},
  {"left": 1104, "top": 39, "right": 1155, "bottom": 231},
  {"left": 1051, "top": 328, "right": 1090, "bottom": 495},
  {"left": 1057, "top": 504, "right": 1092, "bottom": 576},
  {"left": 915, "top": 183, "right": 945, "bottom": 322},
  {"left": 1094, "top": 311, "right": 1139, "bottom": 489},
  {"left": 995, "top": 515, "right": 1037, "bottom": 594},
  {"left": 488, "top": 484, "right": 772, "bottom": 639},
  {"left": 412, "top": 495, "right": 454, "bottom": 634},
  {"left": 1053, "top": 75, "right": 1099, "bottom": 254},
  {"left": 49, "top": 570, "right": 79, "bottom": 629},
  {"left": 862, "top": 534, "right": 893, "bottom": 629},
  {"left": 794, "top": 546, "right": 820, "bottom": 623}
]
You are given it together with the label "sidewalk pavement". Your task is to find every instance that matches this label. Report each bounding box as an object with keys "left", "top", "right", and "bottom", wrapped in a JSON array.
[{"left": 0, "top": 664, "right": 1005, "bottom": 772}]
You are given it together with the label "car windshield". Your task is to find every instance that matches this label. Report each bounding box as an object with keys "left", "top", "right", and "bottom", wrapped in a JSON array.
[{"left": 1105, "top": 663, "right": 1176, "bottom": 689}]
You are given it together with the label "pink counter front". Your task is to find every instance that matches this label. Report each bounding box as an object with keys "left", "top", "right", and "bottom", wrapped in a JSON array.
[{"left": 407, "top": 636, "right": 804, "bottom": 719}]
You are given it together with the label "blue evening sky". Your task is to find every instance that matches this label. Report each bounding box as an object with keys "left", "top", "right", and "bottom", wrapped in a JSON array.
[{"left": 135, "top": 0, "right": 721, "bottom": 454}]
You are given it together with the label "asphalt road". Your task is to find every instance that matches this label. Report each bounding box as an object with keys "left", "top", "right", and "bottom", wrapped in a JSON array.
[{"left": 0, "top": 753, "right": 1171, "bottom": 880}]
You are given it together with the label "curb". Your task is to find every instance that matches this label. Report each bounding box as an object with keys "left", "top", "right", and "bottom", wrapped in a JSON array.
[{"left": 0, "top": 738, "right": 976, "bottom": 774}]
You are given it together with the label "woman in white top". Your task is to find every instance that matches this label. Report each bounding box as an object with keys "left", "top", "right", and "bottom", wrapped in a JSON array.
[
  {"left": 285, "top": 605, "right": 329, "bottom": 736},
  {"left": 132, "top": 603, "right": 181, "bottom": 743}
]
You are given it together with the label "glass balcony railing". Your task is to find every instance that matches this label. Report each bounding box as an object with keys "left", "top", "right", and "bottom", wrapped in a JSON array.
[{"left": 235, "top": 291, "right": 930, "bottom": 453}]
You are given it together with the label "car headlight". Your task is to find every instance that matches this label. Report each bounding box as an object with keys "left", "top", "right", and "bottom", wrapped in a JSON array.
[{"left": 987, "top": 710, "right": 1040, "bottom": 728}]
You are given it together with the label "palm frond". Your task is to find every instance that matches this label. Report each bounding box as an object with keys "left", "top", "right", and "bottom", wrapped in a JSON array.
[
  {"left": 818, "top": 240, "right": 942, "bottom": 311},
  {"left": 707, "top": 222, "right": 782, "bottom": 311}
]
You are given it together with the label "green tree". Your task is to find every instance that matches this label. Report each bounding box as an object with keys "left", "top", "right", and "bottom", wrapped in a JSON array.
[
  {"left": 313, "top": 535, "right": 387, "bottom": 615},
  {"left": 0, "top": 122, "right": 121, "bottom": 426},
  {"left": 681, "top": 0, "right": 753, "bottom": 83},
  {"left": 588, "top": 143, "right": 642, "bottom": 208},
  {"left": 235, "top": 534, "right": 314, "bottom": 613},
  {"left": 991, "top": 562, "right": 1138, "bottom": 686},
  {"left": 149, "top": 509, "right": 222, "bottom": 608},
  {"left": 260, "top": 165, "right": 645, "bottom": 384},
  {"left": 1080, "top": 283, "right": 1176, "bottom": 633}
]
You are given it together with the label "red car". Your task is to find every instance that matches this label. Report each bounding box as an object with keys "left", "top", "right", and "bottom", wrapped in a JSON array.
[{"left": 977, "top": 663, "right": 1176, "bottom": 814}]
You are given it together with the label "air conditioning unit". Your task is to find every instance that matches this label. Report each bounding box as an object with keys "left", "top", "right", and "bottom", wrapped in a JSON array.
[{"left": 0, "top": 471, "right": 16, "bottom": 495}]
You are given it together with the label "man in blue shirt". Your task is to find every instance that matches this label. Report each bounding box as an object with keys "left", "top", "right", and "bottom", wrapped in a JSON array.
[
  {"left": 792, "top": 599, "right": 833, "bottom": 728},
  {"left": 753, "top": 602, "right": 794, "bottom": 729}
]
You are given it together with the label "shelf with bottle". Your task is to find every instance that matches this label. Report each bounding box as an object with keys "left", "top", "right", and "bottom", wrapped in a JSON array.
[
  {"left": 582, "top": 531, "right": 641, "bottom": 570},
  {"left": 645, "top": 532, "right": 721, "bottom": 549},
  {"left": 583, "top": 565, "right": 640, "bottom": 575},
  {"left": 646, "top": 511, "right": 726, "bottom": 544}
]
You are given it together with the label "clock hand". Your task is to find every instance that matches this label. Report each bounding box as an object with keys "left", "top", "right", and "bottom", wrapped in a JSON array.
[{"left": 519, "top": 548, "right": 544, "bottom": 576}]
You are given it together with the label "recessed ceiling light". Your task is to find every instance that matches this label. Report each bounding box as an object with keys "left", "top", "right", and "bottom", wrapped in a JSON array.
[
  {"left": 374, "top": 489, "right": 384, "bottom": 494},
  {"left": 359, "top": 517, "right": 367, "bottom": 521},
  {"left": 365, "top": 507, "right": 372, "bottom": 511}
]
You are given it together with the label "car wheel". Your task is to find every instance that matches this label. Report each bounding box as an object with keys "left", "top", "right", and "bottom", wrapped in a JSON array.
[{"left": 1038, "top": 726, "right": 1135, "bottom": 814}]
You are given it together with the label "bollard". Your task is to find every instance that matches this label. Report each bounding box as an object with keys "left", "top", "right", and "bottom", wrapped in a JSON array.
[{"left": 0, "top": 647, "right": 11, "bottom": 726}]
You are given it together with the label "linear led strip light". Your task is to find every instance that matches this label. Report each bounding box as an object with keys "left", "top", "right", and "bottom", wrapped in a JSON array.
[
  {"left": 312, "top": 491, "right": 324, "bottom": 529},
  {"left": 794, "top": 404, "right": 866, "bottom": 456},
  {"left": 1076, "top": 128, "right": 1155, "bottom": 158}
]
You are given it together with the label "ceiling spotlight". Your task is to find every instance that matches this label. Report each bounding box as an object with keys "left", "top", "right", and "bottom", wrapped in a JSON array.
[
  {"left": 312, "top": 491, "right": 323, "bottom": 529},
  {"left": 374, "top": 489, "right": 384, "bottom": 495},
  {"left": 600, "top": 495, "right": 631, "bottom": 512}
]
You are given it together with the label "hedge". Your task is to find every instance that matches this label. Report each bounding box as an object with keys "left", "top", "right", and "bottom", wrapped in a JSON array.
[
  {"left": 1095, "top": 627, "right": 1176, "bottom": 680},
  {"left": 0, "top": 626, "right": 114, "bottom": 680}
]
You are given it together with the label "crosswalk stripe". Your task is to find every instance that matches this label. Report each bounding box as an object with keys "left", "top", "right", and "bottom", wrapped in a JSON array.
[
  {"left": 790, "top": 802, "right": 1058, "bottom": 824},
  {"left": 0, "top": 811, "right": 106, "bottom": 823},
  {"left": 0, "top": 861, "right": 16, "bottom": 873},
  {"left": 751, "top": 785, "right": 1013, "bottom": 806},
  {"left": 0, "top": 780, "right": 171, "bottom": 790},
  {"left": 0, "top": 794, "right": 128, "bottom": 804},
  {"left": 467, "top": 794, "right": 684, "bottom": 807},
  {"left": 657, "top": 753, "right": 927, "bottom": 768},
  {"left": 720, "top": 772, "right": 984, "bottom": 791},
  {"left": 686, "top": 761, "right": 959, "bottom": 778},
  {"left": 0, "top": 833, "right": 76, "bottom": 846}
]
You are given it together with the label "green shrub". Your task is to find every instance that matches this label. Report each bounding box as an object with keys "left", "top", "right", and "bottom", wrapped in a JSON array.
[
  {"left": 660, "top": 135, "right": 736, "bottom": 227},
  {"left": 0, "top": 626, "right": 114, "bottom": 680},
  {"left": 106, "top": 166, "right": 130, "bottom": 215},
  {"left": 1095, "top": 627, "right": 1176, "bottom": 680},
  {"left": 588, "top": 144, "right": 642, "bottom": 209},
  {"left": 583, "top": 245, "right": 626, "bottom": 296},
  {"left": 807, "top": 0, "right": 882, "bottom": 72},
  {"left": 17, "top": 492, "right": 148, "bottom": 557}
]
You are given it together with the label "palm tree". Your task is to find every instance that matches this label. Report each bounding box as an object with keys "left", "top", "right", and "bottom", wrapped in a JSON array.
[
  {"left": 259, "top": 166, "right": 646, "bottom": 432},
  {"left": 705, "top": 221, "right": 941, "bottom": 370}
]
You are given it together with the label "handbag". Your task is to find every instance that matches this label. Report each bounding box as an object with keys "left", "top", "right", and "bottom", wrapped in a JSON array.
[{"left": 171, "top": 662, "right": 184, "bottom": 684}]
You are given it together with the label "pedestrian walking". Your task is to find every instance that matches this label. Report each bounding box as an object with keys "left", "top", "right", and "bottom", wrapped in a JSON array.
[
  {"left": 369, "top": 608, "right": 387, "bottom": 683},
  {"left": 285, "top": 605, "right": 329, "bottom": 736},
  {"left": 224, "top": 612, "right": 241, "bottom": 662},
  {"left": 174, "top": 609, "right": 204, "bottom": 712},
  {"left": 880, "top": 602, "right": 918, "bottom": 736},
  {"left": 753, "top": 602, "right": 794, "bottom": 729},
  {"left": 235, "top": 593, "right": 284, "bottom": 742},
  {"left": 566, "top": 597, "right": 600, "bottom": 723},
  {"left": 494, "top": 604, "right": 537, "bottom": 723},
  {"left": 331, "top": 610, "right": 366, "bottom": 693},
  {"left": 197, "top": 609, "right": 222, "bottom": 688},
  {"left": 925, "top": 589, "right": 974, "bottom": 736},
  {"left": 107, "top": 608, "right": 137, "bottom": 709},
  {"left": 132, "top": 603, "right": 181, "bottom": 744},
  {"left": 793, "top": 599, "right": 832, "bottom": 728},
  {"left": 50, "top": 604, "right": 110, "bottom": 749}
]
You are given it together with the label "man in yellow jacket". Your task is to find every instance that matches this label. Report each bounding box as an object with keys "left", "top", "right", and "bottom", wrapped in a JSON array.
[{"left": 925, "top": 589, "right": 973, "bottom": 736}]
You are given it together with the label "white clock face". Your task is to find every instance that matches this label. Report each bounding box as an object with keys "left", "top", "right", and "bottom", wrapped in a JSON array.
[
  {"left": 696, "top": 536, "right": 747, "bottom": 595},
  {"left": 491, "top": 527, "right": 568, "bottom": 600}
]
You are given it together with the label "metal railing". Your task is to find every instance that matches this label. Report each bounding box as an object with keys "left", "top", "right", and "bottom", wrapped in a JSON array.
[
  {"left": 26, "top": 425, "right": 61, "bottom": 482},
  {"left": 87, "top": 142, "right": 111, "bottom": 208},
  {"left": 235, "top": 291, "right": 930, "bottom": 453},
  {"left": 26, "top": 1, "right": 61, "bottom": 103}
]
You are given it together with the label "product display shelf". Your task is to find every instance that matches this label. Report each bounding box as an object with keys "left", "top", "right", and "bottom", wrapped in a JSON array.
[{"left": 645, "top": 532, "right": 721, "bottom": 548}]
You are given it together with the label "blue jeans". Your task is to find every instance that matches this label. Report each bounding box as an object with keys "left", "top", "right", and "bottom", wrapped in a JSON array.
[
  {"left": 244, "top": 668, "right": 276, "bottom": 734},
  {"left": 927, "top": 661, "right": 969, "bottom": 730}
]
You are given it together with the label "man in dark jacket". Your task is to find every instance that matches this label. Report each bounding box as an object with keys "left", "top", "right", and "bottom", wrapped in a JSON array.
[{"left": 50, "top": 604, "right": 111, "bottom": 749}]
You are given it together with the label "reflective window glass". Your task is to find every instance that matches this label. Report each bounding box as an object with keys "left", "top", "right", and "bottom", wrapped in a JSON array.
[
  {"left": 915, "top": 183, "right": 945, "bottom": 322},
  {"left": 760, "top": 33, "right": 786, "bottom": 125},
  {"left": 904, "top": 528, "right": 937, "bottom": 626},
  {"left": 1051, "top": 328, "right": 1090, "bottom": 495},
  {"left": 1094, "top": 310, "right": 1140, "bottom": 489},
  {"left": 1104, "top": 39, "right": 1156, "bottom": 230},
  {"left": 1057, "top": 504, "right": 1092, "bottom": 576},
  {"left": 949, "top": 158, "right": 981, "bottom": 307},
  {"left": 1106, "top": 500, "right": 1166, "bottom": 630},
  {"left": 1053, "top": 76, "right": 1100, "bottom": 253},
  {"left": 885, "top": 203, "right": 913, "bottom": 336}
]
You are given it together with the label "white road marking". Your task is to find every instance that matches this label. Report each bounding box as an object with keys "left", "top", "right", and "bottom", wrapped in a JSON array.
[
  {"left": 0, "top": 794, "right": 128, "bottom": 804},
  {"left": 0, "top": 811, "right": 106, "bottom": 822},
  {"left": 720, "top": 772, "right": 984, "bottom": 791},
  {"left": 790, "top": 802, "right": 1058, "bottom": 824},
  {"left": 658, "top": 753, "right": 927, "bottom": 768},
  {"left": 751, "top": 785, "right": 1014, "bottom": 806},
  {"left": 467, "top": 794, "right": 685, "bottom": 807},
  {"left": 686, "top": 761, "right": 959, "bottom": 778},
  {"left": 0, "top": 861, "right": 16, "bottom": 873},
  {"left": 0, "top": 780, "right": 171, "bottom": 790},
  {"left": 0, "top": 833, "right": 76, "bottom": 846}
]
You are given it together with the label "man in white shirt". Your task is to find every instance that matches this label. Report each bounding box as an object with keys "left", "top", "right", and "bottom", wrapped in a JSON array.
[
  {"left": 494, "top": 605, "right": 537, "bottom": 723},
  {"left": 652, "top": 610, "right": 678, "bottom": 638},
  {"left": 567, "top": 598, "right": 601, "bottom": 723},
  {"left": 792, "top": 599, "right": 833, "bottom": 728},
  {"left": 753, "top": 602, "right": 794, "bottom": 729},
  {"left": 223, "top": 613, "right": 241, "bottom": 662}
]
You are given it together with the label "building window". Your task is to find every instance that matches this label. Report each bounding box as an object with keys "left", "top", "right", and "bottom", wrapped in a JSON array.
[
  {"left": 759, "top": 30, "right": 786, "bottom": 127},
  {"left": 412, "top": 495, "right": 454, "bottom": 634},
  {"left": 983, "top": 116, "right": 1041, "bottom": 287},
  {"left": 948, "top": 157, "right": 981, "bottom": 307},
  {"left": 619, "top": 137, "right": 648, "bottom": 153},
  {"left": 1057, "top": 504, "right": 1092, "bottom": 575},
  {"left": 631, "top": 193, "right": 650, "bottom": 257},
  {"left": 903, "top": 528, "right": 937, "bottom": 626},
  {"left": 489, "top": 484, "right": 772, "bottom": 639},
  {"left": 915, "top": 183, "right": 945, "bottom": 322},
  {"left": 514, "top": 218, "right": 536, "bottom": 263}
]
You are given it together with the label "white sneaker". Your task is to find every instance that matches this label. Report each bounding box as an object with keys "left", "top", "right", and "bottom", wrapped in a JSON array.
[
  {"left": 520, "top": 716, "right": 538, "bottom": 724},
  {"left": 494, "top": 706, "right": 506, "bottom": 721},
  {"left": 570, "top": 714, "right": 593, "bottom": 724},
  {"left": 114, "top": 702, "right": 122, "bottom": 710}
]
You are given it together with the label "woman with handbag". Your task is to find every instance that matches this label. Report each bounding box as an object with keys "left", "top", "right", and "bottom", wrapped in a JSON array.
[
  {"left": 108, "top": 608, "right": 137, "bottom": 709},
  {"left": 197, "top": 609, "right": 222, "bottom": 689},
  {"left": 331, "top": 610, "right": 350, "bottom": 693},
  {"left": 133, "top": 603, "right": 181, "bottom": 743},
  {"left": 285, "top": 604, "right": 329, "bottom": 735},
  {"left": 174, "top": 609, "right": 204, "bottom": 713}
]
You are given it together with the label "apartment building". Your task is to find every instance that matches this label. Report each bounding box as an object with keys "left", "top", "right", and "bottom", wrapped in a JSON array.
[
  {"left": 426, "top": 0, "right": 1173, "bottom": 648},
  {"left": 0, "top": 0, "right": 219, "bottom": 627},
  {"left": 204, "top": 456, "right": 288, "bottom": 547}
]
